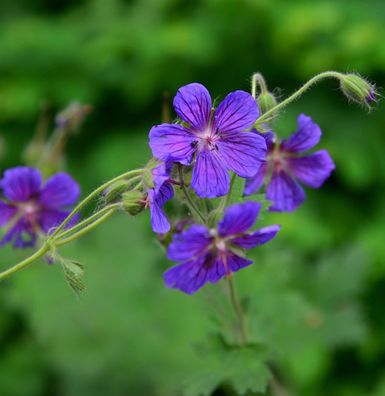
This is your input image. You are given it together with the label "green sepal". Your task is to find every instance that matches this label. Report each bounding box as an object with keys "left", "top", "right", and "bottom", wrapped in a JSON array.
[
  {"left": 257, "top": 91, "right": 277, "bottom": 115},
  {"left": 122, "top": 190, "right": 145, "bottom": 215}
]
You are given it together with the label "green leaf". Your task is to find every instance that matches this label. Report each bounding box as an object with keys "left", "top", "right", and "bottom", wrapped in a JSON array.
[
  {"left": 184, "top": 336, "right": 271, "bottom": 396},
  {"left": 61, "top": 260, "right": 86, "bottom": 296}
]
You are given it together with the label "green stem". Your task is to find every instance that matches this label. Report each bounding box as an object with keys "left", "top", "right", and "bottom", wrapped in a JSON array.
[
  {"left": 0, "top": 170, "right": 143, "bottom": 281},
  {"left": 177, "top": 165, "right": 207, "bottom": 225},
  {"left": 55, "top": 208, "right": 117, "bottom": 246},
  {"left": 257, "top": 71, "right": 344, "bottom": 124},
  {"left": 227, "top": 275, "right": 248, "bottom": 346},
  {"left": 0, "top": 244, "right": 50, "bottom": 281},
  {"left": 251, "top": 72, "right": 268, "bottom": 98},
  {"left": 48, "top": 170, "right": 143, "bottom": 240},
  {"left": 55, "top": 203, "right": 121, "bottom": 240}
]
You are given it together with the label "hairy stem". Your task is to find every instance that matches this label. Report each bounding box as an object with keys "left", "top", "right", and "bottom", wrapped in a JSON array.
[
  {"left": 0, "top": 244, "right": 50, "bottom": 281},
  {"left": 257, "top": 71, "right": 344, "bottom": 124},
  {"left": 55, "top": 203, "right": 121, "bottom": 241},
  {"left": 48, "top": 169, "right": 143, "bottom": 240},
  {"left": 0, "top": 170, "right": 143, "bottom": 281},
  {"left": 227, "top": 275, "right": 248, "bottom": 346},
  {"left": 55, "top": 208, "right": 117, "bottom": 246},
  {"left": 251, "top": 72, "right": 268, "bottom": 98}
]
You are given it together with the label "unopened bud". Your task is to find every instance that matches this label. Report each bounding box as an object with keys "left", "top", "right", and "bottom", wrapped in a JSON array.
[
  {"left": 104, "top": 180, "right": 130, "bottom": 204},
  {"left": 257, "top": 91, "right": 278, "bottom": 114},
  {"left": 340, "top": 74, "right": 377, "bottom": 107},
  {"left": 122, "top": 190, "right": 145, "bottom": 216}
]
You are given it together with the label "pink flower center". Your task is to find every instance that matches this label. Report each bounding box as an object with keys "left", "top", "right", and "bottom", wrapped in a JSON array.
[
  {"left": 197, "top": 128, "right": 219, "bottom": 151},
  {"left": 267, "top": 144, "right": 288, "bottom": 172}
]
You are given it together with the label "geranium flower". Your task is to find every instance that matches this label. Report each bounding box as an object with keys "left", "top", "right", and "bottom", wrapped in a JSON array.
[
  {"left": 149, "top": 83, "right": 266, "bottom": 198},
  {"left": 0, "top": 167, "right": 80, "bottom": 248},
  {"left": 244, "top": 114, "right": 335, "bottom": 212},
  {"left": 145, "top": 162, "right": 174, "bottom": 234},
  {"left": 163, "top": 202, "right": 280, "bottom": 294}
]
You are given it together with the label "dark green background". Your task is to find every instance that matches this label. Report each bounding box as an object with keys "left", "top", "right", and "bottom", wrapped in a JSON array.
[{"left": 1, "top": 1, "right": 385, "bottom": 395}]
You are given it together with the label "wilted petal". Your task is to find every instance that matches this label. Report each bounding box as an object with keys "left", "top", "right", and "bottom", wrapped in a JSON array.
[
  {"left": 1, "top": 167, "right": 42, "bottom": 202},
  {"left": 0, "top": 202, "right": 17, "bottom": 226},
  {"left": 173, "top": 83, "right": 212, "bottom": 131},
  {"left": 39, "top": 173, "right": 80, "bottom": 209},
  {"left": 287, "top": 150, "right": 335, "bottom": 188},
  {"left": 149, "top": 124, "right": 196, "bottom": 165},
  {"left": 281, "top": 114, "right": 321, "bottom": 153},
  {"left": 217, "top": 131, "right": 266, "bottom": 178},
  {"left": 213, "top": 91, "right": 259, "bottom": 133},
  {"left": 150, "top": 202, "right": 170, "bottom": 234},
  {"left": 151, "top": 162, "right": 173, "bottom": 193},
  {"left": 191, "top": 150, "right": 229, "bottom": 198},
  {"left": 232, "top": 225, "right": 281, "bottom": 249},
  {"left": 167, "top": 224, "right": 211, "bottom": 262},
  {"left": 148, "top": 183, "right": 174, "bottom": 234},
  {"left": 163, "top": 255, "right": 210, "bottom": 294},
  {"left": 244, "top": 162, "right": 268, "bottom": 196},
  {"left": 267, "top": 171, "right": 305, "bottom": 212},
  {"left": 218, "top": 201, "right": 261, "bottom": 236}
]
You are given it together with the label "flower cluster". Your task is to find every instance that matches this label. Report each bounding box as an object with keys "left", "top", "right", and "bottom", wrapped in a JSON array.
[
  {"left": 0, "top": 167, "right": 79, "bottom": 248},
  {"left": 145, "top": 83, "right": 335, "bottom": 294},
  {"left": 0, "top": 78, "right": 341, "bottom": 296}
]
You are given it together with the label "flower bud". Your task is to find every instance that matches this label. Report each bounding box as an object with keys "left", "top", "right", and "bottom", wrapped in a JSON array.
[
  {"left": 104, "top": 180, "right": 130, "bottom": 204},
  {"left": 257, "top": 91, "right": 277, "bottom": 114},
  {"left": 340, "top": 74, "right": 377, "bottom": 107},
  {"left": 122, "top": 190, "right": 145, "bottom": 216}
]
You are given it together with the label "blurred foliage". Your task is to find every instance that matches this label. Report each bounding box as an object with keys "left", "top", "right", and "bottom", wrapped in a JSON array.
[{"left": 1, "top": 0, "right": 385, "bottom": 395}]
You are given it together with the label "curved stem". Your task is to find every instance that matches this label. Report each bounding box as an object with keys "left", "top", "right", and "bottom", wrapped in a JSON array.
[
  {"left": 227, "top": 275, "right": 247, "bottom": 346},
  {"left": 177, "top": 165, "right": 207, "bottom": 225},
  {"left": 55, "top": 203, "right": 121, "bottom": 240},
  {"left": 0, "top": 171, "right": 142, "bottom": 281},
  {"left": 55, "top": 208, "right": 117, "bottom": 246},
  {"left": 48, "top": 169, "right": 142, "bottom": 240},
  {"left": 257, "top": 71, "right": 344, "bottom": 124},
  {"left": 251, "top": 72, "right": 268, "bottom": 98},
  {"left": 0, "top": 244, "right": 50, "bottom": 281}
]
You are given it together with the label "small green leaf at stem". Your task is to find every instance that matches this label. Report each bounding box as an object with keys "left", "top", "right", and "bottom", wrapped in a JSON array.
[{"left": 61, "top": 259, "right": 86, "bottom": 296}]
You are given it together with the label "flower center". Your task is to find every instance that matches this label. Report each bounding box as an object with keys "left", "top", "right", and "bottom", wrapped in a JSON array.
[
  {"left": 18, "top": 201, "right": 39, "bottom": 218},
  {"left": 268, "top": 144, "right": 287, "bottom": 172},
  {"left": 197, "top": 128, "right": 219, "bottom": 151}
]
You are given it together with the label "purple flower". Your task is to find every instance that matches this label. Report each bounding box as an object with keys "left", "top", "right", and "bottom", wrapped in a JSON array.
[
  {"left": 244, "top": 114, "right": 335, "bottom": 212},
  {"left": 149, "top": 83, "right": 266, "bottom": 198},
  {"left": 163, "top": 202, "right": 280, "bottom": 294},
  {"left": 145, "top": 162, "right": 174, "bottom": 234},
  {"left": 0, "top": 167, "right": 80, "bottom": 248}
]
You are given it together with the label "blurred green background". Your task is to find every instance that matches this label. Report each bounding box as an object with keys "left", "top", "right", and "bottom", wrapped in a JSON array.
[{"left": 1, "top": 0, "right": 385, "bottom": 395}]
